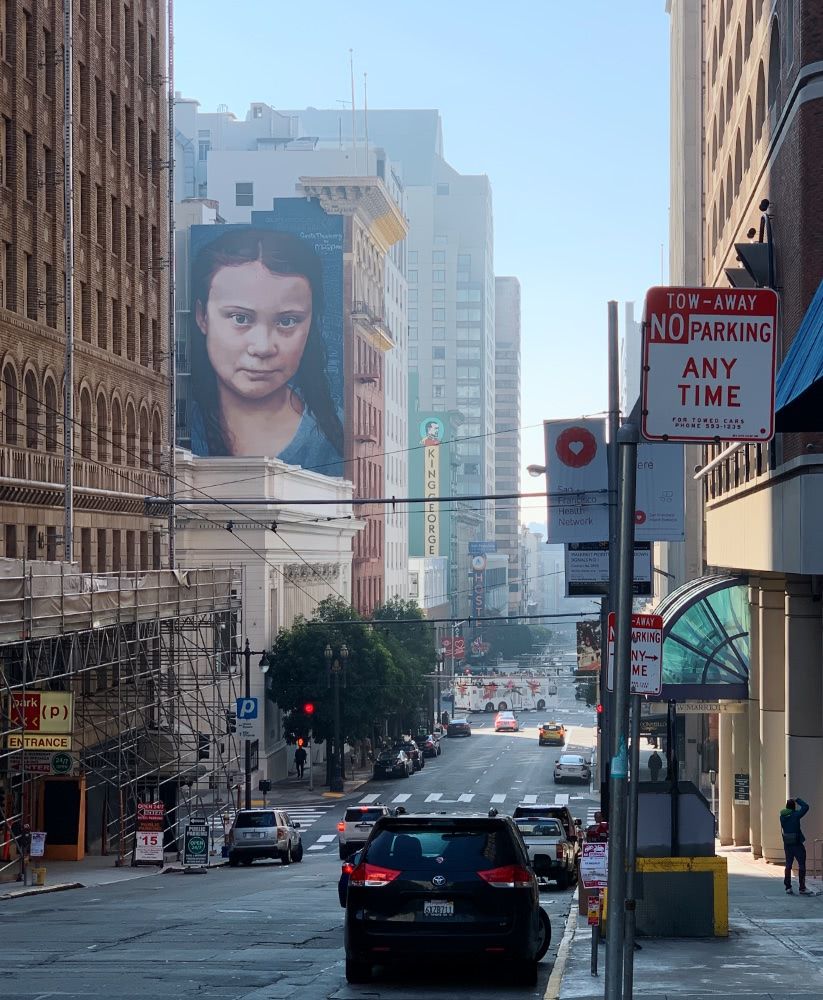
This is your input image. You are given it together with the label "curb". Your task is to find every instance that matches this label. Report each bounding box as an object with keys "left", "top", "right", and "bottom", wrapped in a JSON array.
[
  {"left": 0, "top": 881, "right": 84, "bottom": 900},
  {"left": 544, "top": 889, "right": 580, "bottom": 1000}
]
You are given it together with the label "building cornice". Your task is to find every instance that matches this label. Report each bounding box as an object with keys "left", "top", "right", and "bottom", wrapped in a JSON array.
[{"left": 297, "top": 176, "right": 408, "bottom": 252}]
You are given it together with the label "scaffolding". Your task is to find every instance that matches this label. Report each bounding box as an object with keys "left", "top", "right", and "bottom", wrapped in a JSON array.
[{"left": 0, "top": 559, "right": 243, "bottom": 879}]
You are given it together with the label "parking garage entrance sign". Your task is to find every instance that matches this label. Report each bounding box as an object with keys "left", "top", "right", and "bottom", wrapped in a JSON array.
[{"left": 641, "top": 286, "right": 778, "bottom": 443}]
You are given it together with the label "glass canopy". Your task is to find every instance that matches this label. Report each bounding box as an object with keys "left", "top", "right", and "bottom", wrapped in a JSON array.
[{"left": 653, "top": 575, "right": 749, "bottom": 701}]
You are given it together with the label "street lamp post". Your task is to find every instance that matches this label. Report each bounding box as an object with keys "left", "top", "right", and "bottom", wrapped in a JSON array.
[
  {"left": 435, "top": 651, "right": 444, "bottom": 731},
  {"left": 242, "top": 640, "right": 271, "bottom": 810},
  {"left": 325, "top": 643, "right": 348, "bottom": 793}
]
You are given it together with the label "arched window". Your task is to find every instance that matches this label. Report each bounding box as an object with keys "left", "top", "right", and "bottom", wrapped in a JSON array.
[
  {"left": 734, "top": 27, "right": 743, "bottom": 88},
  {"left": 755, "top": 61, "right": 766, "bottom": 135},
  {"left": 744, "top": 0, "right": 754, "bottom": 56},
  {"left": 726, "top": 63, "right": 733, "bottom": 120},
  {"left": 126, "top": 403, "right": 137, "bottom": 467},
  {"left": 79, "top": 388, "right": 93, "bottom": 460},
  {"left": 139, "top": 408, "right": 149, "bottom": 468},
  {"left": 719, "top": 0, "right": 726, "bottom": 52},
  {"left": 3, "top": 364, "right": 19, "bottom": 445},
  {"left": 734, "top": 133, "right": 743, "bottom": 195},
  {"left": 96, "top": 394, "right": 109, "bottom": 462},
  {"left": 712, "top": 203, "right": 718, "bottom": 250},
  {"left": 744, "top": 98, "right": 753, "bottom": 165},
  {"left": 111, "top": 397, "right": 123, "bottom": 464},
  {"left": 768, "top": 18, "right": 781, "bottom": 121},
  {"left": 151, "top": 410, "right": 162, "bottom": 466},
  {"left": 726, "top": 159, "right": 733, "bottom": 214},
  {"left": 44, "top": 377, "right": 58, "bottom": 451},
  {"left": 712, "top": 116, "right": 718, "bottom": 167},
  {"left": 24, "top": 371, "right": 38, "bottom": 448}
]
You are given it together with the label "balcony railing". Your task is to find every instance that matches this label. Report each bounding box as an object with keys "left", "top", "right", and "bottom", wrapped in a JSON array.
[
  {"left": 351, "top": 300, "right": 394, "bottom": 349},
  {"left": 0, "top": 444, "right": 165, "bottom": 496}
]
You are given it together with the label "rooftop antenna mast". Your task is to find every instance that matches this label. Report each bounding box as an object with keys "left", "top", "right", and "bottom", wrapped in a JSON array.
[{"left": 349, "top": 48, "right": 357, "bottom": 171}]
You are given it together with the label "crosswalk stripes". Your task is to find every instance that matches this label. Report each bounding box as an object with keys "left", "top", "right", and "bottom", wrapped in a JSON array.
[
  {"left": 358, "top": 793, "right": 380, "bottom": 804},
  {"left": 522, "top": 794, "right": 538, "bottom": 804},
  {"left": 458, "top": 793, "right": 475, "bottom": 802},
  {"left": 490, "top": 794, "right": 506, "bottom": 804},
  {"left": 425, "top": 793, "right": 443, "bottom": 802},
  {"left": 285, "top": 805, "right": 335, "bottom": 831},
  {"left": 554, "top": 793, "right": 570, "bottom": 805},
  {"left": 392, "top": 793, "right": 411, "bottom": 804}
]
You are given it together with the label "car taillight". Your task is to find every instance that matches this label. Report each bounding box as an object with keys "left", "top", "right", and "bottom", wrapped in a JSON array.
[
  {"left": 478, "top": 865, "right": 533, "bottom": 888},
  {"left": 349, "top": 862, "right": 401, "bottom": 887},
  {"left": 337, "top": 822, "right": 346, "bottom": 832},
  {"left": 342, "top": 862, "right": 354, "bottom": 875},
  {"left": 277, "top": 827, "right": 286, "bottom": 840}
]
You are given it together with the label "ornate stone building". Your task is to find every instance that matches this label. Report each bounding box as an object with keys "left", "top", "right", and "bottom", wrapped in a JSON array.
[{"left": 0, "top": 0, "right": 170, "bottom": 570}]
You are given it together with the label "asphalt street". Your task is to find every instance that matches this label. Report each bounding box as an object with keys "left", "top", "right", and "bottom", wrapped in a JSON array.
[{"left": 2, "top": 694, "right": 597, "bottom": 1000}]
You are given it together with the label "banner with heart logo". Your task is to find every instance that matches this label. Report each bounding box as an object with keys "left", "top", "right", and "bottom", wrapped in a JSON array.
[{"left": 544, "top": 418, "right": 609, "bottom": 543}]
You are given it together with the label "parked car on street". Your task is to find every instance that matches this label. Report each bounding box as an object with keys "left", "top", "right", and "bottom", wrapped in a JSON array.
[
  {"left": 396, "top": 738, "right": 424, "bottom": 771},
  {"left": 553, "top": 753, "right": 591, "bottom": 784},
  {"left": 514, "top": 816, "right": 577, "bottom": 888},
  {"left": 343, "top": 811, "right": 551, "bottom": 984},
  {"left": 446, "top": 717, "right": 472, "bottom": 738},
  {"left": 338, "top": 804, "right": 394, "bottom": 860},
  {"left": 512, "top": 802, "right": 581, "bottom": 866},
  {"left": 494, "top": 710, "right": 520, "bottom": 732},
  {"left": 226, "top": 808, "right": 303, "bottom": 866},
  {"left": 421, "top": 734, "right": 441, "bottom": 758},
  {"left": 538, "top": 722, "right": 566, "bottom": 746},
  {"left": 373, "top": 749, "right": 413, "bottom": 781}
]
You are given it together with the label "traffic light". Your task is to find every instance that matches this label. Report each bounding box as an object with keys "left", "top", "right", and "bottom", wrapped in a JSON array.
[
  {"left": 596, "top": 703, "right": 604, "bottom": 730},
  {"left": 296, "top": 737, "right": 304, "bottom": 747},
  {"left": 225, "top": 710, "right": 236, "bottom": 734},
  {"left": 197, "top": 732, "right": 210, "bottom": 760},
  {"left": 303, "top": 702, "right": 315, "bottom": 716}
]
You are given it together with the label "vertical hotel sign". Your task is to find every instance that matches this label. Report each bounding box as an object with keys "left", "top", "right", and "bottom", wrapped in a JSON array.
[{"left": 421, "top": 418, "right": 444, "bottom": 557}]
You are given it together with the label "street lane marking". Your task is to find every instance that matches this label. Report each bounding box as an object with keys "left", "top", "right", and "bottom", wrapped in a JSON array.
[
  {"left": 316, "top": 834, "right": 335, "bottom": 842},
  {"left": 523, "top": 794, "right": 538, "bottom": 803},
  {"left": 490, "top": 794, "right": 506, "bottom": 804},
  {"left": 458, "top": 793, "right": 475, "bottom": 802},
  {"left": 555, "top": 793, "right": 570, "bottom": 805},
  {"left": 307, "top": 845, "right": 326, "bottom": 851},
  {"left": 392, "top": 793, "right": 411, "bottom": 803},
  {"left": 358, "top": 793, "right": 379, "bottom": 804},
  {"left": 425, "top": 793, "right": 443, "bottom": 802}
]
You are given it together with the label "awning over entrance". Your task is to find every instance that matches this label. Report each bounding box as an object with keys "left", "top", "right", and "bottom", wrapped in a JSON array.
[
  {"left": 653, "top": 575, "right": 749, "bottom": 701},
  {"left": 775, "top": 279, "right": 823, "bottom": 432}
]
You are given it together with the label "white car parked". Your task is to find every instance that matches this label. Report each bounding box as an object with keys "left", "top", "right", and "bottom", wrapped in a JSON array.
[{"left": 553, "top": 753, "right": 591, "bottom": 785}]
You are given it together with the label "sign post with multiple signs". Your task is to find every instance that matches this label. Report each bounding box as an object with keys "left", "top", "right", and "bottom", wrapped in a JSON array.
[{"left": 606, "top": 612, "right": 664, "bottom": 697}]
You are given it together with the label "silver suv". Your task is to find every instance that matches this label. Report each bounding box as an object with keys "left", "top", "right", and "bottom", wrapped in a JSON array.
[
  {"left": 337, "top": 803, "right": 393, "bottom": 859},
  {"left": 227, "top": 808, "right": 303, "bottom": 866}
]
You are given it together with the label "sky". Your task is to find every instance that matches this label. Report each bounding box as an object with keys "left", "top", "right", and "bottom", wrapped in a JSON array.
[{"left": 174, "top": 0, "right": 671, "bottom": 522}]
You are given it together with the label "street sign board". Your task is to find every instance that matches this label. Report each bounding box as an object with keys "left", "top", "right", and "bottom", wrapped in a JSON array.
[
  {"left": 641, "top": 286, "right": 779, "bottom": 443},
  {"left": 469, "top": 541, "right": 497, "bottom": 555},
  {"left": 580, "top": 842, "right": 608, "bottom": 890},
  {"left": 236, "top": 697, "right": 260, "bottom": 741},
  {"left": 7, "top": 750, "right": 79, "bottom": 775},
  {"left": 641, "top": 699, "right": 746, "bottom": 714},
  {"left": 135, "top": 801, "right": 165, "bottom": 864},
  {"left": 565, "top": 542, "right": 652, "bottom": 597},
  {"left": 734, "top": 773, "right": 750, "bottom": 805},
  {"left": 7, "top": 734, "right": 72, "bottom": 750},
  {"left": 607, "top": 612, "right": 663, "bottom": 696},
  {"left": 10, "top": 691, "right": 74, "bottom": 734},
  {"left": 184, "top": 822, "right": 209, "bottom": 866}
]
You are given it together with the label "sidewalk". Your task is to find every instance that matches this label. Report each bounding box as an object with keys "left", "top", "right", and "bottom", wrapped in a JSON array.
[
  {"left": 1, "top": 771, "right": 373, "bottom": 902},
  {"left": 553, "top": 844, "right": 823, "bottom": 999}
]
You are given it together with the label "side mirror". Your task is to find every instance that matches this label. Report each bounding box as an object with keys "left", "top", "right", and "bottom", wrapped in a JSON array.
[
  {"left": 574, "top": 818, "right": 583, "bottom": 826},
  {"left": 488, "top": 807, "right": 498, "bottom": 818},
  {"left": 293, "top": 821, "right": 301, "bottom": 829}
]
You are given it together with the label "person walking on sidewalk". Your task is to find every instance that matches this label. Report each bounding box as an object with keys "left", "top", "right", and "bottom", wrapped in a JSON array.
[
  {"left": 294, "top": 744, "right": 307, "bottom": 780},
  {"left": 648, "top": 751, "right": 663, "bottom": 782},
  {"left": 780, "top": 796, "right": 811, "bottom": 894}
]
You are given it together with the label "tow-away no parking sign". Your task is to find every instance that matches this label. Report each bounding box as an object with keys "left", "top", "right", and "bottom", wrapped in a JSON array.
[{"left": 606, "top": 612, "right": 663, "bottom": 696}]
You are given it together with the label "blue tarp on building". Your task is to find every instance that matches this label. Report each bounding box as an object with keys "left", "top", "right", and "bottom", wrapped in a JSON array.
[{"left": 775, "top": 280, "right": 823, "bottom": 432}]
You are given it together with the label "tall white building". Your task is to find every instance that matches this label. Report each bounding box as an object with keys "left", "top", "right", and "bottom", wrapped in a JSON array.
[
  {"left": 281, "top": 109, "right": 496, "bottom": 612},
  {"left": 173, "top": 99, "right": 409, "bottom": 602}
]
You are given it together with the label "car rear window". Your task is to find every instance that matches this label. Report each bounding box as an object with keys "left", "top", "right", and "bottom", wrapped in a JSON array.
[
  {"left": 344, "top": 807, "right": 386, "bottom": 823},
  {"left": 516, "top": 818, "right": 563, "bottom": 837},
  {"left": 559, "top": 755, "right": 585, "bottom": 764},
  {"left": 512, "top": 805, "right": 554, "bottom": 819},
  {"left": 366, "top": 822, "right": 518, "bottom": 871},
  {"left": 235, "top": 811, "right": 276, "bottom": 828}
]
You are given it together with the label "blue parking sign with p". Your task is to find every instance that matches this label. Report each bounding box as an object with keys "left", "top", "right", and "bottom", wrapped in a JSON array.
[{"left": 237, "top": 697, "right": 258, "bottom": 720}]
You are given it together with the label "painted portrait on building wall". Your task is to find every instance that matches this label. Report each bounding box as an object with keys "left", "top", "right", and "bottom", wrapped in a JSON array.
[
  {"left": 187, "top": 203, "right": 344, "bottom": 477},
  {"left": 419, "top": 417, "right": 444, "bottom": 447}
]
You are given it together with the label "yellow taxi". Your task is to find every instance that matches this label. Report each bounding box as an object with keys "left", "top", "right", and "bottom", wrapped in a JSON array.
[{"left": 538, "top": 721, "right": 566, "bottom": 747}]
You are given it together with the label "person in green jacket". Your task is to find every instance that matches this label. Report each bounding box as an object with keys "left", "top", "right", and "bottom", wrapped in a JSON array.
[{"left": 780, "top": 797, "right": 810, "bottom": 895}]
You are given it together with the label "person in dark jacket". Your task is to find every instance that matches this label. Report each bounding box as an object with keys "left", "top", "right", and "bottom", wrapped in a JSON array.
[{"left": 780, "top": 797, "right": 810, "bottom": 894}]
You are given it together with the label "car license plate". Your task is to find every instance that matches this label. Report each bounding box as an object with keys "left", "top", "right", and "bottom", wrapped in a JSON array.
[{"left": 424, "top": 900, "right": 454, "bottom": 917}]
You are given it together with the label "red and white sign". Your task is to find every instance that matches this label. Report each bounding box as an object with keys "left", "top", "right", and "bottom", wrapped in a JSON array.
[
  {"left": 580, "top": 842, "right": 609, "bottom": 890},
  {"left": 440, "top": 637, "right": 466, "bottom": 659},
  {"left": 641, "top": 286, "right": 778, "bottom": 443},
  {"left": 606, "top": 612, "right": 663, "bottom": 696},
  {"left": 544, "top": 419, "right": 608, "bottom": 543}
]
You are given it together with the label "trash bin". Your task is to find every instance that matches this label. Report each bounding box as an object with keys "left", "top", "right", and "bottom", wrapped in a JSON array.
[{"left": 30, "top": 866, "right": 46, "bottom": 886}]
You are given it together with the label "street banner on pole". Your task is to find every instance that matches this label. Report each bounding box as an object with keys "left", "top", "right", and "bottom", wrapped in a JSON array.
[
  {"left": 545, "top": 419, "right": 608, "bottom": 543},
  {"left": 606, "top": 612, "right": 664, "bottom": 696},
  {"left": 641, "top": 286, "right": 779, "bottom": 443}
]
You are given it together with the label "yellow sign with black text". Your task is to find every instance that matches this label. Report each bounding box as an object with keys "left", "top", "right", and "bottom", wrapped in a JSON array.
[{"left": 7, "top": 733, "right": 73, "bottom": 751}]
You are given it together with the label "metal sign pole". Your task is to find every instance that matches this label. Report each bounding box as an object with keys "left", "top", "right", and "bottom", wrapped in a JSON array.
[
  {"left": 604, "top": 422, "right": 639, "bottom": 1000},
  {"left": 308, "top": 727, "right": 314, "bottom": 793},
  {"left": 623, "top": 690, "right": 642, "bottom": 996}
]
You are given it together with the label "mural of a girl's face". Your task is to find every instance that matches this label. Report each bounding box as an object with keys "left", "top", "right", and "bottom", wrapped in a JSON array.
[{"left": 195, "top": 259, "right": 313, "bottom": 402}]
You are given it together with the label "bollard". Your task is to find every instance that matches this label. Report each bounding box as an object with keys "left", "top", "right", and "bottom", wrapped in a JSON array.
[{"left": 588, "top": 893, "right": 601, "bottom": 976}]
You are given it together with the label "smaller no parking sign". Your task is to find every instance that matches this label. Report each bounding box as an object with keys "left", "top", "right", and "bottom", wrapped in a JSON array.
[{"left": 606, "top": 612, "right": 663, "bottom": 696}]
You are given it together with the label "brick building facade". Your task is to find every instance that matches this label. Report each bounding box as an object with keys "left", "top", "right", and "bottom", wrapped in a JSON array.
[{"left": 0, "top": 0, "right": 170, "bottom": 571}]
